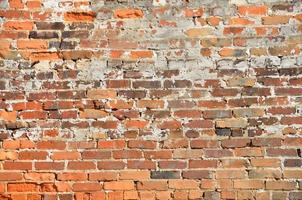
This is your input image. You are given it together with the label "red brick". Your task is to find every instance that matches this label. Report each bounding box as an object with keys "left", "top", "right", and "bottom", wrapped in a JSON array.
[
  {"left": 98, "top": 161, "right": 126, "bottom": 170},
  {"left": 127, "top": 160, "right": 156, "bottom": 169},
  {"left": 0, "top": 172, "right": 23, "bottom": 181},
  {"left": 37, "top": 141, "right": 66, "bottom": 150},
  {"left": 98, "top": 140, "right": 126, "bottom": 149},
  {"left": 128, "top": 140, "right": 157, "bottom": 149},
  {"left": 34, "top": 163, "right": 64, "bottom": 172},
  {"left": 144, "top": 150, "right": 172, "bottom": 159},
  {"left": 19, "top": 151, "right": 48, "bottom": 160},
  {"left": 113, "top": 150, "right": 142, "bottom": 159},
  {"left": 81, "top": 151, "right": 111, "bottom": 159},
  {"left": 3, "top": 161, "right": 32, "bottom": 170},
  {"left": 67, "top": 161, "right": 96, "bottom": 170}
]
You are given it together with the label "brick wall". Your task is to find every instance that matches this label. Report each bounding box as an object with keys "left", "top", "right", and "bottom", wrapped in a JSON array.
[{"left": 0, "top": 0, "right": 302, "bottom": 199}]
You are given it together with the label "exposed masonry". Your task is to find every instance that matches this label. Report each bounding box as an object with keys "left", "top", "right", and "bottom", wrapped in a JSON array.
[{"left": 0, "top": 0, "right": 302, "bottom": 199}]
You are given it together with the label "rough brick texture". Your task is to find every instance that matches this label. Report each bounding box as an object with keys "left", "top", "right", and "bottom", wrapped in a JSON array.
[{"left": 0, "top": 0, "right": 302, "bottom": 199}]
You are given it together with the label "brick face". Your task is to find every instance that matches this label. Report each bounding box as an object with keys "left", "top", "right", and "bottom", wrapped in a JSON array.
[{"left": 0, "top": 0, "right": 302, "bottom": 199}]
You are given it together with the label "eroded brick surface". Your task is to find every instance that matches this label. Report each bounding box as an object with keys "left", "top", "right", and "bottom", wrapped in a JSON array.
[{"left": 0, "top": 0, "right": 302, "bottom": 199}]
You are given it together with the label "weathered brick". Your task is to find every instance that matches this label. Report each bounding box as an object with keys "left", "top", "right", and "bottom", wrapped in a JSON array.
[
  {"left": 216, "top": 118, "right": 248, "bottom": 128},
  {"left": 234, "top": 180, "right": 264, "bottom": 189},
  {"left": 249, "top": 169, "right": 281, "bottom": 179},
  {"left": 151, "top": 171, "right": 180, "bottom": 179},
  {"left": 284, "top": 159, "right": 302, "bottom": 167},
  {"left": 262, "top": 15, "right": 291, "bottom": 25},
  {"left": 182, "top": 170, "right": 211, "bottom": 179},
  {"left": 266, "top": 181, "right": 297, "bottom": 190}
]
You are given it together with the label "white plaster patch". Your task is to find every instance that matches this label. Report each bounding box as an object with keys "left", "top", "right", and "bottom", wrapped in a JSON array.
[{"left": 153, "top": 0, "right": 166, "bottom": 6}]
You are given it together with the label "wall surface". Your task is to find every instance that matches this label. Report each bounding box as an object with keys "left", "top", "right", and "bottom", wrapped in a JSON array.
[{"left": 0, "top": 0, "right": 302, "bottom": 199}]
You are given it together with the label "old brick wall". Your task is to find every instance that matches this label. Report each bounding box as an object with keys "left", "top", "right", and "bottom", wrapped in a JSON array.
[{"left": 0, "top": 0, "right": 302, "bottom": 199}]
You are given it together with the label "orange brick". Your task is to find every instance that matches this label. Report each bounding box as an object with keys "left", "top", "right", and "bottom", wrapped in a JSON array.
[
  {"left": 137, "top": 181, "right": 168, "bottom": 190},
  {"left": 262, "top": 15, "right": 291, "bottom": 25},
  {"left": 238, "top": 5, "right": 268, "bottom": 15},
  {"left": 200, "top": 179, "right": 216, "bottom": 189},
  {"left": 0, "top": 172, "right": 23, "bottom": 181},
  {"left": 169, "top": 180, "right": 199, "bottom": 189},
  {"left": 89, "top": 172, "right": 118, "bottom": 181},
  {"left": 64, "top": 12, "right": 96, "bottom": 22},
  {"left": 0, "top": 151, "right": 18, "bottom": 160},
  {"left": 184, "top": 8, "right": 203, "bottom": 17},
  {"left": 130, "top": 50, "right": 153, "bottom": 59},
  {"left": 73, "top": 183, "right": 102, "bottom": 192},
  {"left": 98, "top": 140, "right": 126, "bottom": 149},
  {"left": 9, "top": 0, "right": 24, "bottom": 9},
  {"left": 104, "top": 181, "right": 135, "bottom": 190},
  {"left": 0, "top": 40, "right": 11, "bottom": 50},
  {"left": 8, "top": 183, "right": 39, "bottom": 192},
  {"left": 0, "top": 111, "right": 17, "bottom": 122},
  {"left": 251, "top": 158, "right": 281, "bottom": 167},
  {"left": 107, "top": 100, "right": 133, "bottom": 109},
  {"left": 124, "top": 191, "right": 139, "bottom": 199},
  {"left": 137, "top": 100, "right": 164, "bottom": 108},
  {"left": 87, "top": 89, "right": 117, "bottom": 99},
  {"left": 119, "top": 171, "right": 150, "bottom": 180},
  {"left": 3, "top": 140, "right": 20, "bottom": 149},
  {"left": 24, "top": 173, "right": 55, "bottom": 181},
  {"left": 51, "top": 151, "right": 81, "bottom": 160},
  {"left": 228, "top": 17, "right": 254, "bottom": 25},
  {"left": 234, "top": 180, "right": 264, "bottom": 189},
  {"left": 124, "top": 120, "right": 148, "bottom": 129},
  {"left": 30, "top": 52, "right": 60, "bottom": 61},
  {"left": 17, "top": 40, "right": 47, "bottom": 50},
  {"left": 79, "top": 109, "right": 108, "bottom": 119},
  {"left": 114, "top": 8, "right": 143, "bottom": 19},
  {"left": 4, "top": 21, "right": 34, "bottom": 30},
  {"left": 26, "top": 1, "right": 41, "bottom": 9}
]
